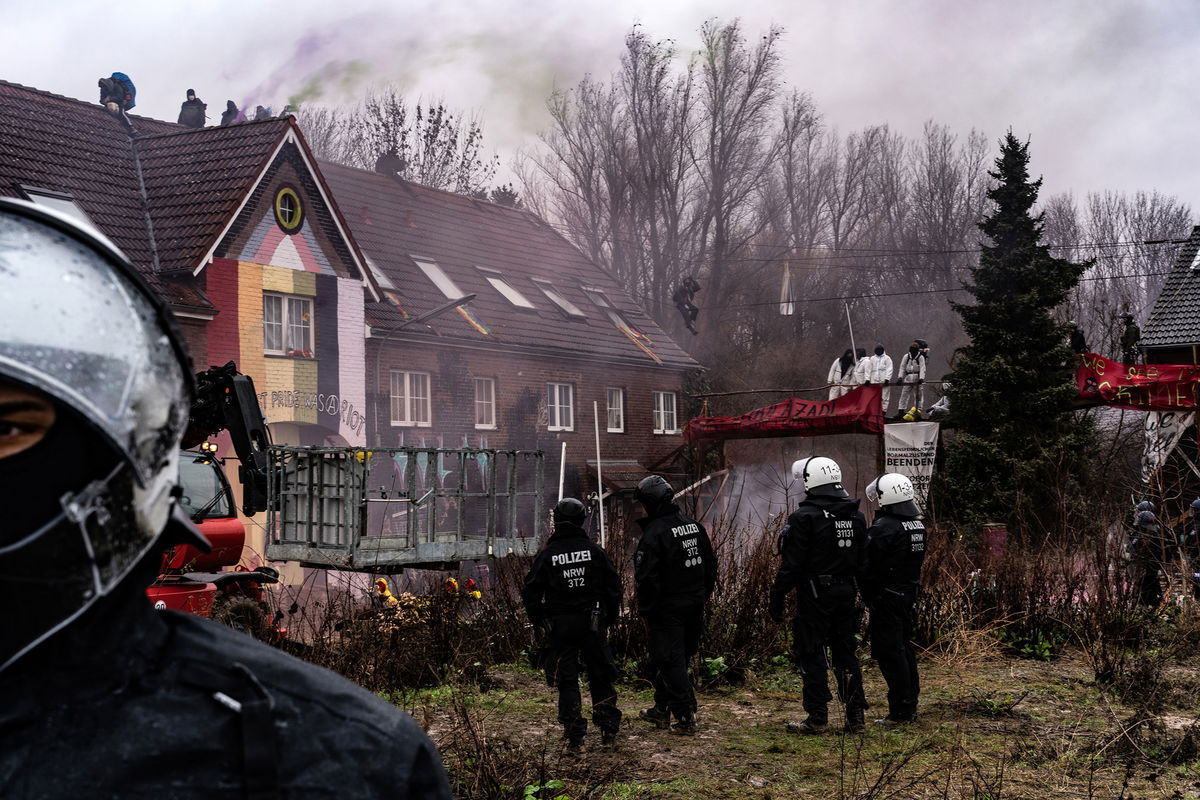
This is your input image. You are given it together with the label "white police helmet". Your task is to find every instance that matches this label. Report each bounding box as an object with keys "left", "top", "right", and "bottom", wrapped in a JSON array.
[
  {"left": 791, "top": 456, "right": 848, "bottom": 498},
  {"left": 866, "top": 473, "right": 914, "bottom": 506},
  {"left": 866, "top": 473, "right": 921, "bottom": 516}
]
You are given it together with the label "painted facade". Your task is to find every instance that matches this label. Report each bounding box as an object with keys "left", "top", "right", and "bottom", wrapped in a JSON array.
[{"left": 203, "top": 142, "right": 369, "bottom": 450}]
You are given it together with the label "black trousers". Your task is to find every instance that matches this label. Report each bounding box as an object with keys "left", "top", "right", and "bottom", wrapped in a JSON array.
[
  {"left": 792, "top": 582, "right": 866, "bottom": 723},
  {"left": 645, "top": 605, "right": 703, "bottom": 718},
  {"left": 1134, "top": 562, "right": 1164, "bottom": 607},
  {"left": 868, "top": 589, "right": 919, "bottom": 721},
  {"left": 546, "top": 614, "right": 620, "bottom": 738}
]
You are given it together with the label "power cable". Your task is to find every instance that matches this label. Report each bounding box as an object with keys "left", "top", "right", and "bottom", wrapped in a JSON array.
[
  {"left": 718, "top": 269, "right": 1174, "bottom": 310},
  {"left": 536, "top": 214, "right": 1188, "bottom": 263}
]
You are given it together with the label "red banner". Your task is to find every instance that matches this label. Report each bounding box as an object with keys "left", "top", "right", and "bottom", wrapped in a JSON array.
[
  {"left": 684, "top": 384, "right": 884, "bottom": 443},
  {"left": 1076, "top": 353, "right": 1200, "bottom": 411}
]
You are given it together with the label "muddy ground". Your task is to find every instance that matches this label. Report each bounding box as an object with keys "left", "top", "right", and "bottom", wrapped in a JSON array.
[{"left": 407, "top": 648, "right": 1200, "bottom": 799}]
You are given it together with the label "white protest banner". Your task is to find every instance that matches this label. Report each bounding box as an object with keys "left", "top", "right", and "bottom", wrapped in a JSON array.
[
  {"left": 883, "top": 422, "right": 940, "bottom": 505},
  {"left": 1142, "top": 411, "right": 1194, "bottom": 483}
]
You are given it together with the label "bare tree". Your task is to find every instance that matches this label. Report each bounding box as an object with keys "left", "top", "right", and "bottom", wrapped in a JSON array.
[
  {"left": 1047, "top": 189, "right": 1192, "bottom": 359},
  {"left": 690, "top": 21, "right": 787, "bottom": 359},
  {"left": 295, "top": 87, "right": 498, "bottom": 195},
  {"left": 521, "top": 18, "right": 1193, "bottom": 406}
]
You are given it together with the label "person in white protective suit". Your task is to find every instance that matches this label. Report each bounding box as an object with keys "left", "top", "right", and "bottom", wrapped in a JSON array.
[
  {"left": 862, "top": 344, "right": 894, "bottom": 411},
  {"left": 850, "top": 348, "right": 869, "bottom": 388},
  {"left": 895, "top": 339, "right": 927, "bottom": 419},
  {"left": 827, "top": 349, "right": 856, "bottom": 400},
  {"left": 926, "top": 382, "right": 950, "bottom": 418}
]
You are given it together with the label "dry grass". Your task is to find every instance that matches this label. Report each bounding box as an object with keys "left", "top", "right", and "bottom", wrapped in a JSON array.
[{"left": 252, "top": 512, "right": 1200, "bottom": 798}]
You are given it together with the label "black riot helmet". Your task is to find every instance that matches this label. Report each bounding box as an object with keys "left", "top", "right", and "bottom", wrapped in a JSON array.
[
  {"left": 553, "top": 497, "right": 587, "bottom": 526},
  {"left": 635, "top": 474, "right": 675, "bottom": 516},
  {"left": 1190, "top": 498, "right": 1200, "bottom": 517},
  {"left": 1134, "top": 510, "right": 1159, "bottom": 532}
]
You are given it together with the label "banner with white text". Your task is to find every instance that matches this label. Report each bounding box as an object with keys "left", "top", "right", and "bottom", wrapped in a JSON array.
[
  {"left": 884, "top": 421, "right": 940, "bottom": 506},
  {"left": 1142, "top": 411, "right": 1195, "bottom": 484}
]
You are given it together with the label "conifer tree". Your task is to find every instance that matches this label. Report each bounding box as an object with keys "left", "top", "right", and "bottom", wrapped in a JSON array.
[{"left": 941, "top": 132, "right": 1093, "bottom": 535}]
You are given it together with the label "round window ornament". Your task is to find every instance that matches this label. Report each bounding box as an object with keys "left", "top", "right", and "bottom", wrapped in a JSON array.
[{"left": 274, "top": 186, "right": 303, "bottom": 232}]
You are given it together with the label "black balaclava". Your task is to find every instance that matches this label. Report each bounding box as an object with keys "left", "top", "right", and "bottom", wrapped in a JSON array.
[
  {"left": 909, "top": 342, "right": 919, "bottom": 357},
  {"left": 855, "top": 347, "right": 867, "bottom": 361},
  {"left": 838, "top": 349, "right": 854, "bottom": 376},
  {"left": 874, "top": 344, "right": 885, "bottom": 356},
  {"left": 0, "top": 403, "right": 120, "bottom": 545}
]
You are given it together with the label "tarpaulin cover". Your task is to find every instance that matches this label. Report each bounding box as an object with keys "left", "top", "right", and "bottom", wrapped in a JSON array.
[
  {"left": 683, "top": 384, "right": 884, "bottom": 443},
  {"left": 1075, "top": 353, "right": 1200, "bottom": 411}
]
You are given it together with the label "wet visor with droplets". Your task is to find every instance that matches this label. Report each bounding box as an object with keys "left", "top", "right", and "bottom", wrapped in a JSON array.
[{"left": 0, "top": 200, "right": 191, "bottom": 671}]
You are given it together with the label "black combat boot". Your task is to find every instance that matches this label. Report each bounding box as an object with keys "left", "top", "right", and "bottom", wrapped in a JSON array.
[
  {"left": 639, "top": 705, "right": 670, "bottom": 729},
  {"left": 670, "top": 713, "right": 696, "bottom": 735},
  {"left": 786, "top": 716, "right": 828, "bottom": 735}
]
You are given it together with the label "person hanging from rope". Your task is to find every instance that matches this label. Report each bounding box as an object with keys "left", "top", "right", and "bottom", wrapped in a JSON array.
[{"left": 672, "top": 275, "right": 702, "bottom": 335}]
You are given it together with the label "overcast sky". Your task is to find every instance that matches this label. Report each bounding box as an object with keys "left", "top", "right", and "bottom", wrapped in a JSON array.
[{"left": 4, "top": 0, "right": 1198, "bottom": 210}]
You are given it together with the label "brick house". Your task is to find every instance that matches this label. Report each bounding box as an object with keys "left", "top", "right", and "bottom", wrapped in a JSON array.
[
  {"left": 0, "top": 79, "right": 699, "bottom": 566},
  {"left": 1141, "top": 225, "right": 1200, "bottom": 365},
  {"left": 0, "top": 81, "right": 378, "bottom": 579},
  {"left": 320, "top": 161, "right": 700, "bottom": 504}
]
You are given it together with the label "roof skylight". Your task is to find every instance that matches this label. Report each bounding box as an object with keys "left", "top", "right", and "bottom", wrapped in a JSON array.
[
  {"left": 21, "top": 186, "right": 96, "bottom": 231},
  {"left": 478, "top": 267, "right": 535, "bottom": 308},
  {"left": 412, "top": 256, "right": 465, "bottom": 299},
  {"left": 533, "top": 279, "right": 586, "bottom": 319}
]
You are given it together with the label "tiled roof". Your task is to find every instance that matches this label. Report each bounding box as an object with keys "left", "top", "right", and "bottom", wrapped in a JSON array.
[
  {"left": 0, "top": 80, "right": 177, "bottom": 275},
  {"left": 135, "top": 119, "right": 291, "bottom": 273},
  {"left": 0, "top": 80, "right": 291, "bottom": 308},
  {"left": 321, "top": 162, "right": 698, "bottom": 369},
  {"left": 1141, "top": 226, "right": 1200, "bottom": 348}
]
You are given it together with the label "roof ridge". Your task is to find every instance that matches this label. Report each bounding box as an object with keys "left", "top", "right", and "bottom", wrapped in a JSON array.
[
  {"left": 0, "top": 78, "right": 183, "bottom": 128},
  {"left": 134, "top": 116, "right": 291, "bottom": 142},
  {"left": 316, "top": 157, "right": 532, "bottom": 215}
]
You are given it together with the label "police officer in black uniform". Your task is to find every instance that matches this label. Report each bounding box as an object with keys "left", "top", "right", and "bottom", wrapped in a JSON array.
[
  {"left": 1180, "top": 498, "right": 1200, "bottom": 600},
  {"left": 0, "top": 199, "right": 451, "bottom": 798},
  {"left": 862, "top": 473, "right": 926, "bottom": 726},
  {"left": 634, "top": 474, "right": 717, "bottom": 735},
  {"left": 769, "top": 456, "right": 869, "bottom": 734},
  {"left": 522, "top": 497, "right": 622, "bottom": 748},
  {"left": 1131, "top": 509, "right": 1173, "bottom": 607}
]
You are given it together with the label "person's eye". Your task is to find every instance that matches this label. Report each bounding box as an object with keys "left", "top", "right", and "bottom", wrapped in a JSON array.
[{"left": 0, "top": 422, "right": 31, "bottom": 437}]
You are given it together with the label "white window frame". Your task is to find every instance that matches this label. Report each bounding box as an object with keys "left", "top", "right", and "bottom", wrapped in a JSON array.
[
  {"left": 547, "top": 382, "right": 574, "bottom": 431},
  {"left": 390, "top": 370, "right": 432, "bottom": 427},
  {"left": 474, "top": 377, "right": 497, "bottom": 429},
  {"left": 478, "top": 267, "right": 536, "bottom": 308},
  {"left": 653, "top": 391, "right": 679, "bottom": 435},
  {"left": 606, "top": 387, "right": 624, "bottom": 433},
  {"left": 412, "top": 256, "right": 465, "bottom": 299},
  {"left": 263, "top": 292, "right": 313, "bottom": 356},
  {"left": 533, "top": 279, "right": 586, "bottom": 319}
]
